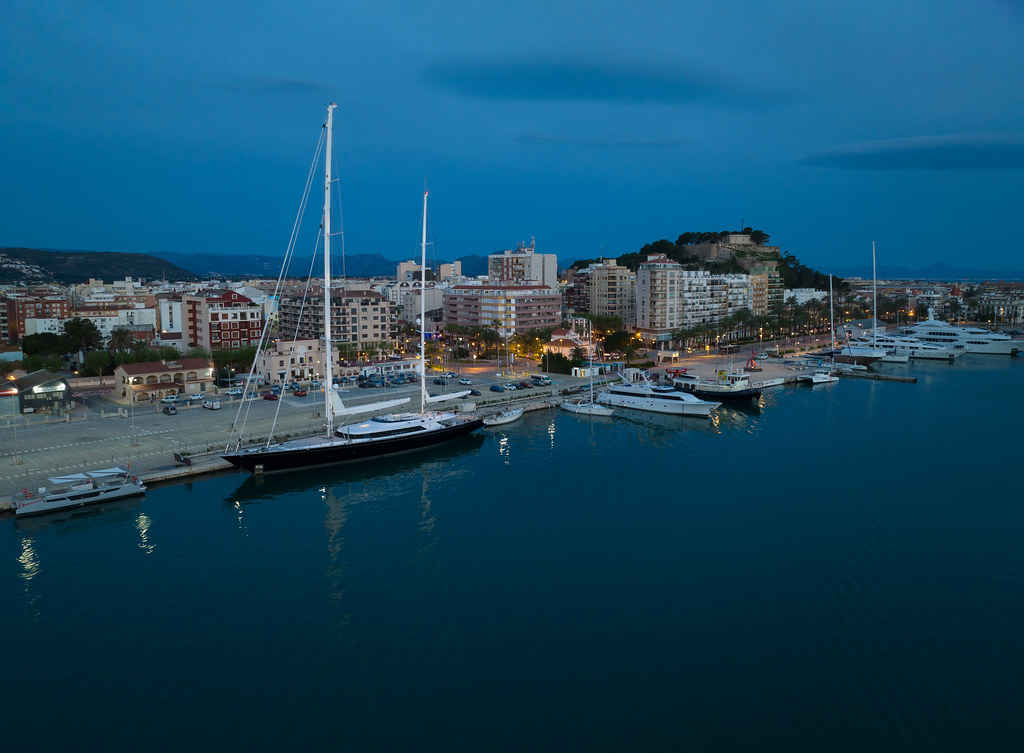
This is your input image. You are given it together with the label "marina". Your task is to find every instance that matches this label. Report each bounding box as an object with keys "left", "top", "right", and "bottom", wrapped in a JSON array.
[
  {"left": 4, "top": 354, "right": 1023, "bottom": 752},
  {"left": 0, "top": 344, "right": 1003, "bottom": 507}
]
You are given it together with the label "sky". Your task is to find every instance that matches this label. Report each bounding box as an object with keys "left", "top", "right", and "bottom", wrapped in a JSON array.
[{"left": 2, "top": 0, "right": 1023, "bottom": 275}]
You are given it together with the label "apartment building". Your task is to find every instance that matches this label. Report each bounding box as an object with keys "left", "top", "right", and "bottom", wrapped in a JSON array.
[
  {"left": 488, "top": 240, "right": 558, "bottom": 288},
  {"left": 443, "top": 283, "right": 561, "bottom": 339},
  {"left": 277, "top": 287, "right": 398, "bottom": 350},
  {"left": 183, "top": 291, "right": 263, "bottom": 351}
]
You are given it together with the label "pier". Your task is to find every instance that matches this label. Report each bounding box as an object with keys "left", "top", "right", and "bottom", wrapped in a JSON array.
[{"left": 0, "top": 353, "right": 914, "bottom": 511}]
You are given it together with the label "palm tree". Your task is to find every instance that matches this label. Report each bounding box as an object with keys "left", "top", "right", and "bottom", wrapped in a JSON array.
[{"left": 107, "top": 326, "right": 136, "bottom": 365}]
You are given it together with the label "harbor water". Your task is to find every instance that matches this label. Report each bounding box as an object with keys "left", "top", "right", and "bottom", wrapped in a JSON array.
[{"left": 4, "top": 356, "right": 1023, "bottom": 752}]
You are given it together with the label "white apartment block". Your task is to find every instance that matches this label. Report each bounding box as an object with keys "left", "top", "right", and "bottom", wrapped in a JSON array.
[
  {"left": 636, "top": 255, "right": 753, "bottom": 344},
  {"left": 488, "top": 240, "right": 558, "bottom": 288}
]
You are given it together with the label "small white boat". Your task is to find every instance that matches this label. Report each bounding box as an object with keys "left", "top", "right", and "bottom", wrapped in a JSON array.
[
  {"left": 800, "top": 370, "right": 839, "bottom": 384},
  {"left": 561, "top": 398, "right": 614, "bottom": 417},
  {"left": 13, "top": 467, "right": 146, "bottom": 517},
  {"left": 482, "top": 407, "right": 524, "bottom": 426}
]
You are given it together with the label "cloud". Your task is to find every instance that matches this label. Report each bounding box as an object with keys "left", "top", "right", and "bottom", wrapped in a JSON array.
[
  {"left": 801, "top": 133, "right": 1024, "bottom": 171},
  {"left": 424, "top": 58, "right": 773, "bottom": 107},
  {"left": 516, "top": 132, "right": 690, "bottom": 150}
]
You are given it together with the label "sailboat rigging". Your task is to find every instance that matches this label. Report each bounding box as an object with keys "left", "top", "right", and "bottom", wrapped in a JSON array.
[
  {"left": 561, "top": 317, "right": 614, "bottom": 416},
  {"left": 221, "top": 104, "right": 482, "bottom": 474}
]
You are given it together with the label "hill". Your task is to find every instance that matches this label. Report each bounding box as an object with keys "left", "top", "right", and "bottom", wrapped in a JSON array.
[
  {"left": 0, "top": 247, "right": 200, "bottom": 284},
  {"left": 152, "top": 251, "right": 489, "bottom": 278}
]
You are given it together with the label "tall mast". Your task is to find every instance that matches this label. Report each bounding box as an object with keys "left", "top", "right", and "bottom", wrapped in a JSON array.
[
  {"left": 420, "top": 190, "right": 429, "bottom": 411},
  {"left": 829, "top": 274, "right": 834, "bottom": 352},
  {"left": 323, "top": 103, "right": 337, "bottom": 433},
  {"left": 871, "top": 241, "right": 877, "bottom": 348}
]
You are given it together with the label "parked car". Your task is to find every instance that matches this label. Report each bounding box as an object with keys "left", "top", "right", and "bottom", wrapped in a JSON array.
[
  {"left": 202, "top": 400, "right": 221, "bottom": 410},
  {"left": 262, "top": 392, "right": 278, "bottom": 400},
  {"left": 224, "top": 388, "right": 243, "bottom": 397},
  {"left": 458, "top": 377, "right": 473, "bottom": 385},
  {"left": 433, "top": 377, "right": 448, "bottom": 385},
  {"left": 160, "top": 395, "right": 179, "bottom": 404},
  {"left": 293, "top": 389, "right": 307, "bottom": 397},
  {"left": 469, "top": 389, "right": 482, "bottom": 396},
  {"left": 503, "top": 383, "right": 518, "bottom": 391},
  {"left": 444, "top": 371, "right": 456, "bottom": 378},
  {"left": 489, "top": 384, "right": 505, "bottom": 393},
  {"left": 162, "top": 405, "right": 177, "bottom": 415},
  {"left": 518, "top": 381, "right": 533, "bottom": 389},
  {"left": 188, "top": 393, "right": 205, "bottom": 402}
]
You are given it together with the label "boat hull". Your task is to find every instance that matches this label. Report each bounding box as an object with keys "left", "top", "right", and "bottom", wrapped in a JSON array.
[
  {"left": 561, "top": 400, "right": 614, "bottom": 416},
  {"left": 596, "top": 392, "right": 719, "bottom": 417},
  {"left": 222, "top": 418, "right": 484, "bottom": 474},
  {"left": 677, "top": 384, "right": 762, "bottom": 402},
  {"left": 482, "top": 408, "right": 524, "bottom": 426},
  {"left": 14, "top": 481, "right": 147, "bottom": 517}
]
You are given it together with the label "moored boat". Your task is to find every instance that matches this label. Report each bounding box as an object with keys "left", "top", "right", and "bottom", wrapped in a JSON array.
[
  {"left": 483, "top": 406, "right": 524, "bottom": 426},
  {"left": 596, "top": 373, "right": 720, "bottom": 418},
  {"left": 672, "top": 369, "right": 762, "bottom": 401},
  {"left": 13, "top": 467, "right": 146, "bottom": 517},
  {"left": 221, "top": 106, "right": 482, "bottom": 474}
]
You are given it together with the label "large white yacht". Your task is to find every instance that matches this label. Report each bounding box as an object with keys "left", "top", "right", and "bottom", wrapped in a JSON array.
[
  {"left": 897, "top": 314, "right": 1023, "bottom": 356},
  {"left": 848, "top": 332, "right": 963, "bottom": 361},
  {"left": 596, "top": 373, "right": 721, "bottom": 418}
]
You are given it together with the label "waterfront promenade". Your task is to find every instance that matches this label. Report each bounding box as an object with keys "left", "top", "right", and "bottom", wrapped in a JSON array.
[{"left": 0, "top": 350, "right": 818, "bottom": 509}]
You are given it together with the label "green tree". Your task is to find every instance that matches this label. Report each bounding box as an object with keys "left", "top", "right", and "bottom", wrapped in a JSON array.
[
  {"left": 63, "top": 317, "right": 103, "bottom": 353},
  {"left": 21, "top": 332, "right": 66, "bottom": 356},
  {"left": 84, "top": 350, "right": 111, "bottom": 377}
]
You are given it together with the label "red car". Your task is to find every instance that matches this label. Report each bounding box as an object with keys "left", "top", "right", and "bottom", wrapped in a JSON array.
[
  {"left": 262, "top": 392, "right": 278, "bottom": 400},
  {"left": 294, "top": 389, "right": 308, "bottom": 397}
]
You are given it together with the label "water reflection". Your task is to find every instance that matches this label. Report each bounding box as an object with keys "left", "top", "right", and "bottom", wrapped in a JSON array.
[
  {"left": 136, "top": 512, "right": 155, "bottom": 555},
  {"left": 13, "top": 497, "right": 141, "bottom": 532},
  {"left": 18, "top": 536, "right": 39, "bottom": 582}
]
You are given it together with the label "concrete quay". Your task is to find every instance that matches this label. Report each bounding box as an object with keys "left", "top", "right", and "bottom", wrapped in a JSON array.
[{"left": 0, "top": 351, "right": 867, "bottom": 512}]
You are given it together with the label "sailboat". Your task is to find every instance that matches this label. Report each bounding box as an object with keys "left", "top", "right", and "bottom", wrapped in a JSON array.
[
  {"left": 221, "top": 105, "right": 482, "bottom": 474},
  {"left": 561, "top": 318, "right": 614, "bottom": 416},
  {"left": 802, "top": 275, "right": 839, "bottom": 384},
  {"left": 832, "top": 242, "right": 886, "bottom": 367}
]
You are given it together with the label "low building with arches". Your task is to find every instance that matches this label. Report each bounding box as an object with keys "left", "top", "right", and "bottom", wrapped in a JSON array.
[{"left": 113, "top": 358, "right": 215, "bottom": 404}]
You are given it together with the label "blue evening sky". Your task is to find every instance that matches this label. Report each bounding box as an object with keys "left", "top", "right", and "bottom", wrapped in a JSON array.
[{"left": 2, "top": 0, "right": 1022, "bottom": 273}]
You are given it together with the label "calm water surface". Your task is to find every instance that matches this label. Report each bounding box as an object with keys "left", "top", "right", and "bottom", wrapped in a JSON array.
[{"left": 4, "top": 357, "right": 1023, "bottom": 752}]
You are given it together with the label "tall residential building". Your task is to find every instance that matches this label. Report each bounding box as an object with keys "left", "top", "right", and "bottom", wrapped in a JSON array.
[
  {"left": 183, "top": 291, "right": 264, "bottom": 351},
  {"left": 636, "top": 255, "right": 685, "bottom": 344},
  {"left": 2, "top": 291, "right": 71, "bottom": 343},
  {"left": 443, "top": 283, "right": 561, "bottom": 339},
  {"left": 569, "top": 259, "right": 636, "bottom": 326},
  {"left": 488, "top": 239, "right": 558, "bottom": 288},
  {"left": 636, "top": 256, "right": 754, "bottom": 344},
  {"left": 278, "top": 287, "right": 398, "bottom": 349}
]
